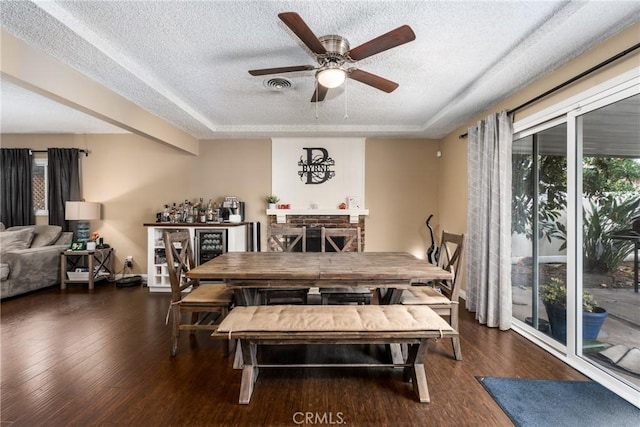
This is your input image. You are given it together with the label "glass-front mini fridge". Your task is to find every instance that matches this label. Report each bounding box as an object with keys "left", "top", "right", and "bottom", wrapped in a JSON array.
[{"left": 194, "top": 229, "right": 227, "bottom": 265}]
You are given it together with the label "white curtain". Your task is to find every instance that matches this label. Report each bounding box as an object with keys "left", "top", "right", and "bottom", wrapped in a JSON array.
[{"left": 465, "top": 111, "right": 513, "bottom": 330}]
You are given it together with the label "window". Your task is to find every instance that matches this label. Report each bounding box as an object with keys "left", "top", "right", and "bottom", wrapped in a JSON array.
[{"left": 33, "top": 158, "right": 48, "bottom": 216}]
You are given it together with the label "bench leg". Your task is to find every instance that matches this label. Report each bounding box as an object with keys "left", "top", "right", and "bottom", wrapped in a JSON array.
[
  {"left": 239, "top": 341, "right": 258, "bottom": 404},
  {"left": 233, "top": 340, "right": 243, "bottom": 369},
  {"left": 405, "top": 340, "right": 430, "bottom": 403},
  {"left": 450, "top": 305, "right": 462, "bottom": 361}
]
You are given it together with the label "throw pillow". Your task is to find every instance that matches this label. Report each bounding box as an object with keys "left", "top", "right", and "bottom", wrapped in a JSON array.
[
  {"left": 0, "top": 228, "right": 36, "bottom": 253},
  {"left": 5, "top": 225, "right": 62, "bottom": 248}
]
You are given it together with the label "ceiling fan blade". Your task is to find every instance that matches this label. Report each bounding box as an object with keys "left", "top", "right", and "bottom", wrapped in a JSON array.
[
  {"left": 348, "top": 69, "right": 399, "bottom": 93},
  {"left": 278, "top": 12, "right": 327, "bottom": 55},
  {"left": 249, "top": 65, "right": 315, "bottom": 76},
  {"left": 310, "top": 84, "right": 328, "bottom": 103},
  {"left": 347, "top": 25, "right": 416, "bottom": 61}
]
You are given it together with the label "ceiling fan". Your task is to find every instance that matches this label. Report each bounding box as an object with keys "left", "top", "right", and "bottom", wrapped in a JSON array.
[{"left": 249, "top": 12, "right": 416, "bottom": 102}]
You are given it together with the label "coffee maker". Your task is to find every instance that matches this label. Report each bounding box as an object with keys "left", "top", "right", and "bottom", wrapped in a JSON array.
[{"left": 220, "top": 197, "right": 244, "bottom": 222}]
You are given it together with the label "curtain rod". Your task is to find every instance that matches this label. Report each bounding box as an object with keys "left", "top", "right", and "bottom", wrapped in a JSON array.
[
  {"left": 458, "top": 42, "right": 640, "bottom": 139},
  {"left": 29, "top": 149, "right": 89, "bottom": 157}
]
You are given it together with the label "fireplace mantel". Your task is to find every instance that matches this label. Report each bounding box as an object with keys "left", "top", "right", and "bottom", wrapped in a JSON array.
[{"left": 266, "top": 208, "right": 369, "bottom": 224}]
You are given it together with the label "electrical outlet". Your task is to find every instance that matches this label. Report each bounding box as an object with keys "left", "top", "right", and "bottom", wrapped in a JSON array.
[{"left": 125, "top": 256, "right": 133, "bottom": 268}]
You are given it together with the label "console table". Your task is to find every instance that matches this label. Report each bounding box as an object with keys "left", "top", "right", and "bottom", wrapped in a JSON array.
[{"left": 60, "top": 247, "right": 114, "bottom": 290}]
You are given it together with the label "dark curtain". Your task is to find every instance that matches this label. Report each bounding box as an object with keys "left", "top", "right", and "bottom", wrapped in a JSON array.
[
  {"left": 48, "top": 148, "right": 81, "bottom": 231},
  {"left": 0, "top": 148, "right": 34, "bottom": 227}
]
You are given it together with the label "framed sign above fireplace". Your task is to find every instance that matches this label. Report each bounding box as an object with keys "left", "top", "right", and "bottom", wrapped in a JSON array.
[{"left": 271, "top": 137, "right": 365, "bottom": 212}]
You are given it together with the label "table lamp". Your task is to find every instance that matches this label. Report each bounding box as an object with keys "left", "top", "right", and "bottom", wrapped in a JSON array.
[{"left": 65, "top": 201, "right": 101, "bottom": 242}]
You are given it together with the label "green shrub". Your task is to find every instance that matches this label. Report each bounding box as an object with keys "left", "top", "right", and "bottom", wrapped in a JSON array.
[{"left": 547, "top": 193, "right": 639, "bottom": 273}]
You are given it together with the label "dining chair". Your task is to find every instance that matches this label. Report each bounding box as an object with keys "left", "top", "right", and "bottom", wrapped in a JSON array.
[
  {"left": 259, "top": 226, "right": 309, "bottom": 305},
  {"left": 164, "top": 230, "right": 234, "bottom": 357},
  {"left": 319, "top": 227, "right": 372, "bottom": 305},
  {"left": 400, "top": 230, "right": 464, "bottom": 360}
]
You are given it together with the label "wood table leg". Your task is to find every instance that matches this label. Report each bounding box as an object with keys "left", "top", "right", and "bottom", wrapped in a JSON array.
[
  {"left": 390, "top": 343, "right": 404, "bottom": 365},
  {"left": 234, "top": 288, "right": 259, "bottom": 306},
  {"left": 386, "top": 288, "right": 405, "bottom": 305},
  {"left": 60, "top": 253, "right": 67, "bottom": 290},
  {"left": 88, "top": 252, "right": 95, "bottom": 290},
  {"left": 239, "top": 340, "right": 258, "bottom": 404}
]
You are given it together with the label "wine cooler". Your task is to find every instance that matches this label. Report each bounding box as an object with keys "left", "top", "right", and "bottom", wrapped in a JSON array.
[{"left": 194, "top": 229, "right": 228, "bottom": 265}]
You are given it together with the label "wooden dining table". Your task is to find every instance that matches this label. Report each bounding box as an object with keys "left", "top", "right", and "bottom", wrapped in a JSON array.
[{"left": 186, "top": 251, "right": 453, "bottom": 305}]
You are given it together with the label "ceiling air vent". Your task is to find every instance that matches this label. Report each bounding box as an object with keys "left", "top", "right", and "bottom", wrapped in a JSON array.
[{"left": 263, "top": 77, "right": 294, "bottom": 91}]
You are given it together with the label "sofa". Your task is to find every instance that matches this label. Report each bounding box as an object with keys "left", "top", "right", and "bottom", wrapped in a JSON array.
[{"left": 0, "top": 224, "right": 73, "bottom": 299}]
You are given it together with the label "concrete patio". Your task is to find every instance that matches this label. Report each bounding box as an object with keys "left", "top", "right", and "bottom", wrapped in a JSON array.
[{"left": 513, "top": 285, "right": 640, "bottom": 387}]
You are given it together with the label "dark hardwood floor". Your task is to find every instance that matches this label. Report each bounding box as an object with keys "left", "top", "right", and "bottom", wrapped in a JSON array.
[{"left": 1, "top": 283, "right": 587, "bottom": 426}]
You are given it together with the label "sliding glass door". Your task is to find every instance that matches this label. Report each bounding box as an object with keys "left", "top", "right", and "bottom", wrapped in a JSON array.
[
  {"left": 511, "top": 72, "right": 639, "bottom": 403},
  {"left": 574, "top": 93, "right": 640, "bottom": 389}
]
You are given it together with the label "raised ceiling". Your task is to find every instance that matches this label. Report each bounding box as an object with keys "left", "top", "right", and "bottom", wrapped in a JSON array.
[{"left": 1, "top": 1, "right": 639, "bottom": 139}]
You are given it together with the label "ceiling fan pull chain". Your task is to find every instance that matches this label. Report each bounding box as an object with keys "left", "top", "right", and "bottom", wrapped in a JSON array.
[
  {"left": 344, "top": 77, "right": 349, "bottom": 119},
  {"left": 315, "top": 80, "right": 319, "bottom": 120}
]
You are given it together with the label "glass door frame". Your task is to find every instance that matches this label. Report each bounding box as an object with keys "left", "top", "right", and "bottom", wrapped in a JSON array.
[
  {"left": 511, "top": 116, "right": 569, "bottom": 355},
  {"left": 569, "top": 83, "right": 640, "bottom": 374},
  {"left": 510, "top": 67, "right": 640, "bottom": 405}
]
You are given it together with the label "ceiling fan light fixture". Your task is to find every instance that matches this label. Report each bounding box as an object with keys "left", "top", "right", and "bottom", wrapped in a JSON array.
[{"left": 317, "top": 67, "right": 347, "bottom": 88}]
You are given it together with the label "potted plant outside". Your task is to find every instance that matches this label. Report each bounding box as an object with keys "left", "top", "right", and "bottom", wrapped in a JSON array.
[
  {"left": 265, "top": 195, "right": 280, "bottom": 210},
  {"left": 541, "top": 278, "right": 608, "bottom": 343}
]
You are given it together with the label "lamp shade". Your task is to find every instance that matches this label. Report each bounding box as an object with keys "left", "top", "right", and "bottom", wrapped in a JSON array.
[{"left": 65, "top": 201, "right": 101, "bottom": 221}]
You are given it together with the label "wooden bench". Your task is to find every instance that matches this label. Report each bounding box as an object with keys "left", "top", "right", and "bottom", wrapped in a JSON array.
[{"left": 211, "top": 304, "right": 458, "bottom": 404}]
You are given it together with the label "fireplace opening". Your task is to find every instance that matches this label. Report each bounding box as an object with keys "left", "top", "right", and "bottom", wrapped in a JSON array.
[{"left": 288, "top": 227, "right": 343, "bottom": 252}]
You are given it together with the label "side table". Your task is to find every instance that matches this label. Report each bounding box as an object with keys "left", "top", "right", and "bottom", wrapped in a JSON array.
[{"left": 60, "top": 247, "right": 115, "bottom": 290}]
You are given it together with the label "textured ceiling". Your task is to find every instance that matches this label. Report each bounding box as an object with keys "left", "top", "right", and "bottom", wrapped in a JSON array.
[{"left": 1, "top": 1, "right": 639, "bottom": 139}]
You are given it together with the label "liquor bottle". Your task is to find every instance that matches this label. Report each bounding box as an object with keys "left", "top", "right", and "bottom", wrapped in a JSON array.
[
  {"left": 192, "top": 200, "right": 199, "bottom": 223},
  {"left": 186, "top": 200, "right": 194, "bottom": 223},
  {"left": 214, "top": 202, "right": 221, "bottom": 223},
  {"left": 162, "top": 204, "right": 170, "bottom": 222},
  {"left": 170, "top": 203, "right": 177, "bottom": 223},
  {"left": 199, "top": 198, "right": 206, "bottom": 223},
  {"left": 174, "top": 202, "right": 182, "bottom": 223},
  {"left": 206, "top": 199, "right": 214, "bottom": 222}
]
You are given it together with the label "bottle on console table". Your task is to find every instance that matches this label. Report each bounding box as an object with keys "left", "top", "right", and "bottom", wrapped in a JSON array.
[
  {"left": 206, "top": 199, "right": 214, "bottom": 222},
  {"left": 197, "top": 198, "right": 205, "bottom": 223}
]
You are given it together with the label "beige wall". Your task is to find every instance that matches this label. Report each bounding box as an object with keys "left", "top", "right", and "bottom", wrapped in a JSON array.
[
  {"left": 1, "top": 134, "right": 438, "bottom": 272},
  {"left": 195, "top": 138, "right": 272, "bottom": 243},
  {"left": 365, "top": 138, "right": 440, "bottom": 258},
  {"left": 438, "top": 22, "right": 640, "bottom": 291}
]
